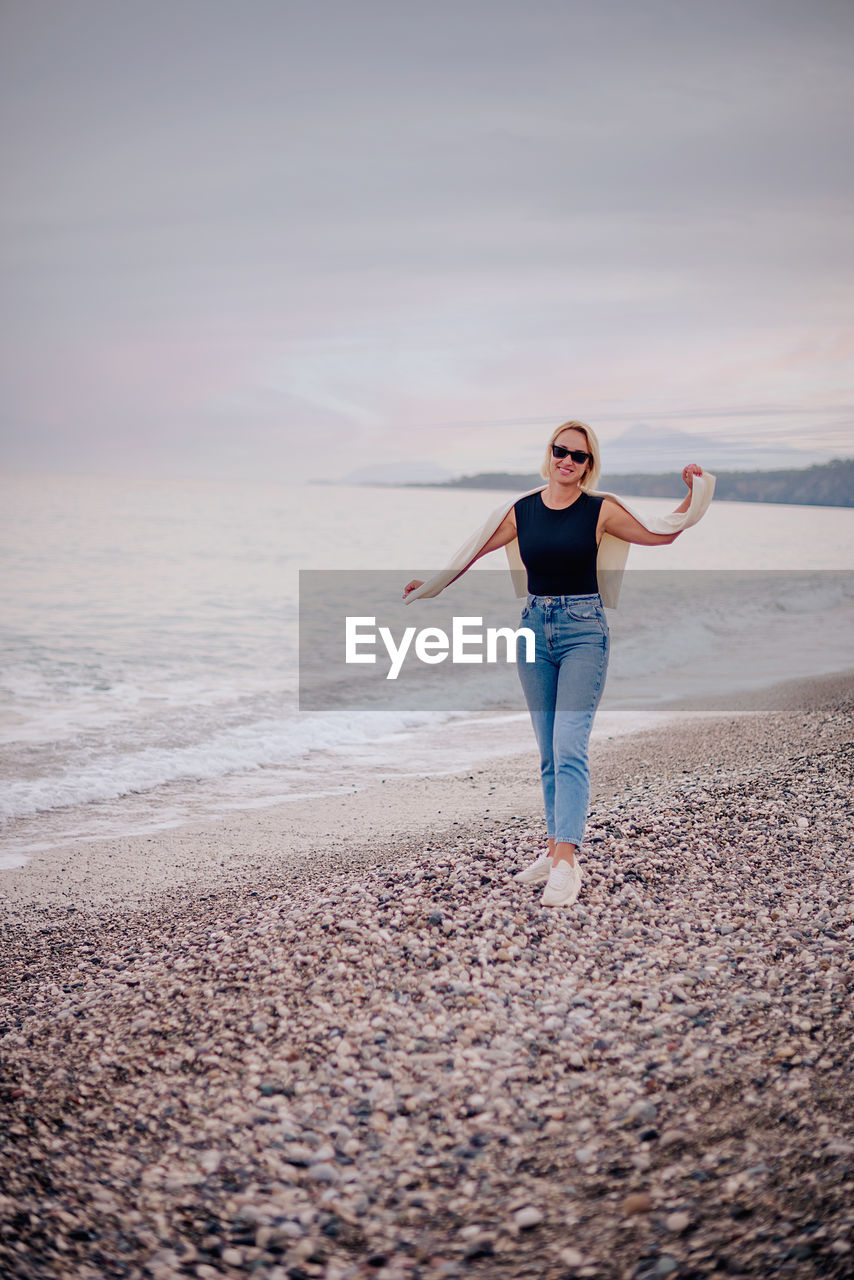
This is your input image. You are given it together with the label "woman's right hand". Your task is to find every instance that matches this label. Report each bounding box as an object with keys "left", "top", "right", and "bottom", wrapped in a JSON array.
[{"left": 403, "top": 579, "right": 425, "bottom": 599}]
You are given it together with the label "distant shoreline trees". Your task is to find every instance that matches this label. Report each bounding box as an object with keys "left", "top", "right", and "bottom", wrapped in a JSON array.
[{"left": 403, "top": 457, "right": 853, "bottom": 508}]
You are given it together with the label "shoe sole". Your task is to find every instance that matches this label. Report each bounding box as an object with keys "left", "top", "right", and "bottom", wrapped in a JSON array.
[{"left": 542, "top": 887, "right": 580, "bottom": 907}]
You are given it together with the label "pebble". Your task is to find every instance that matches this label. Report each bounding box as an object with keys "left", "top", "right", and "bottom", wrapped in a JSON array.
[
  {"left": 622, "top": 1192, "right": 653, "bottom": 1215},
  {"left": 1, "top": 693, "right": 852, "bottom": 1279},
  {"left": 559, "top": 1246, "right": 585, "bottom": 1267},
  {"left": 628, "top": 1100, "right": 658, "bottom": 1125}
]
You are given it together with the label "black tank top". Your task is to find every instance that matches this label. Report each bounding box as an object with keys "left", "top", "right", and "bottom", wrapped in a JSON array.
[{"left": 513, "top": 491, "right": 603, "bottom": 595}]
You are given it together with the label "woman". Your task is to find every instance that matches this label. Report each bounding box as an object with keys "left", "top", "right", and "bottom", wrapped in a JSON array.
[{"left": 403, "top": 420, "right": 711, "bottom": 908}]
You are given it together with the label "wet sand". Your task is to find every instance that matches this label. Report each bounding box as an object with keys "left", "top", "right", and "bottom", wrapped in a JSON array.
[{"left": 3, "top": 671, "right": 852, "bottom": 922}]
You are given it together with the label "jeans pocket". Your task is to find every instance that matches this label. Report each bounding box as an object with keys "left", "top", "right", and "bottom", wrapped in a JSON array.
[{"left": 566, "top": 602, "right": 601, "bottom": 622}]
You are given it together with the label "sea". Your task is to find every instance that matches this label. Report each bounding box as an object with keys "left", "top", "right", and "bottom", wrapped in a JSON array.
[{"left": 1, "top": 473, "right": 853, "bottom": 869}]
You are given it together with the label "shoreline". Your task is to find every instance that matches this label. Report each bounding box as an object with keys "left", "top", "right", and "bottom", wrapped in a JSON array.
[
  {"left": 2, "top": 668, "right": 852, "bottom": 923},
  {"left": 0, "top": 670, "right": 852, "bottom": 1278}
]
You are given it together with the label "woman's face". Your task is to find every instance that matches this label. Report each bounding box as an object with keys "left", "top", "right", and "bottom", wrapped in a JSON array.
[{"left": 550, "top": 428, "right": 591, "bottom": 485}]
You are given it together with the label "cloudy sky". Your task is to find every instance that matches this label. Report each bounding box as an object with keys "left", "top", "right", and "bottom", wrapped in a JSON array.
[{"left": 2, "top": 0, "right": 852, "bottom": 481}]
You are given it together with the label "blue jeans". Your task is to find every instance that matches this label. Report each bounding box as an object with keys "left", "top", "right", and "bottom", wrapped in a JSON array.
[{"left": 516, "top": 593, "right": 610, "bottom": 847}]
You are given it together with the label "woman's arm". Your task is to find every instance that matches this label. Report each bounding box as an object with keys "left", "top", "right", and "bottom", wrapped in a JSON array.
[
  {"left": 403, "top": 508, "right": 518, "bottom": 598},
  {"left": 597, "top": 463, "right": 703, "bottom": 546}
]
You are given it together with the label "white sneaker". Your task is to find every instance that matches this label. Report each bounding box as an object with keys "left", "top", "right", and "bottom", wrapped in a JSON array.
[
  {"left": 514, "top": 853, "right": 552, "bottom": 885},
  {"left": 541, "top": 857, "right": 582, "bottom": 907}
]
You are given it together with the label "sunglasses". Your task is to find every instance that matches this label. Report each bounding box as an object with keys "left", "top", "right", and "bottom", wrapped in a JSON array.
[{"left": 552, "top": 443, "right": 591, "bottom": 464}]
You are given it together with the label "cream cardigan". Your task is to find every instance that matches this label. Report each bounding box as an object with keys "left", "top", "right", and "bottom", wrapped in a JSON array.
[{"left": 404, "top": 472, "right": 716, "bottom": 609}]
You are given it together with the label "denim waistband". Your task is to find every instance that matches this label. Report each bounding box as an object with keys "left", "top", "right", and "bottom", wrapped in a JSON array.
[{"left": 526, "top": 592, "right": 602, "bottom": 605}]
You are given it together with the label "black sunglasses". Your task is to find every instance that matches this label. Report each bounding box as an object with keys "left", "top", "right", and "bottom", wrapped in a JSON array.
[{"left": 552, "top": 443, "right": 591, "bottom": 464}]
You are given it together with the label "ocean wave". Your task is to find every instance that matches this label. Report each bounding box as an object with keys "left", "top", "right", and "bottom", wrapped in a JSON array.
[{"left": 0, "top": 707, "right": 453, "bottom": 823}]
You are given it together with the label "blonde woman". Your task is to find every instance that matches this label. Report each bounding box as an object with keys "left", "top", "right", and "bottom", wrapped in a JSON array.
[{"left": 404, "top": 421, "right": 711, "bottom": 908}]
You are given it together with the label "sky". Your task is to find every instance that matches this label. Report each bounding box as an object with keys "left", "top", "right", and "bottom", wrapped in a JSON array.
[{"left": 1, "top": 0, "right": 853, "bottom": 481}]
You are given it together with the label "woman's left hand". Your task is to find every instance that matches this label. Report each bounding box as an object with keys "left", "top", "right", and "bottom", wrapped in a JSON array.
[{"left": 681, "top": 462, "right": 703, "bottom": 489}]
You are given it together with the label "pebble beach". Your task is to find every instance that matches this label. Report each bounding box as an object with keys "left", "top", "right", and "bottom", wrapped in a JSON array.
[{"left": 1, "top": 672, "right": 853, "bottom": 1280}]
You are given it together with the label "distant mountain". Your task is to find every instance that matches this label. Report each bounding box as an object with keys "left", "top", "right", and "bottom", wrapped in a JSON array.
[
  {"left": 409, "top": 457, "right": 854, "bottom": 507},
  {"left": 418, "top": 471, "right": 542, "bottom": 491},
  {"left": 337, "top": 461, "right": 454, "bottom": 485}
]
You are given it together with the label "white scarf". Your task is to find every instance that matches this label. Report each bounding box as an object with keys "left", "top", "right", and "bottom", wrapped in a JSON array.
[{"left": 405, "top": 472, "right": 716, "bottom": 609}]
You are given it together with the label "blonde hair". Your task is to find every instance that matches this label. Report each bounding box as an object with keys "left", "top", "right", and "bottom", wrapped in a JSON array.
[{"left": 540, "top": 419, "right": 601, "bottom": 490}]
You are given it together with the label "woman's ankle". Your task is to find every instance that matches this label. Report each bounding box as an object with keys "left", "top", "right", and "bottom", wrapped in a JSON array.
[{"left": 553, "top": 841, "right": 577, "bottom": 866}]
